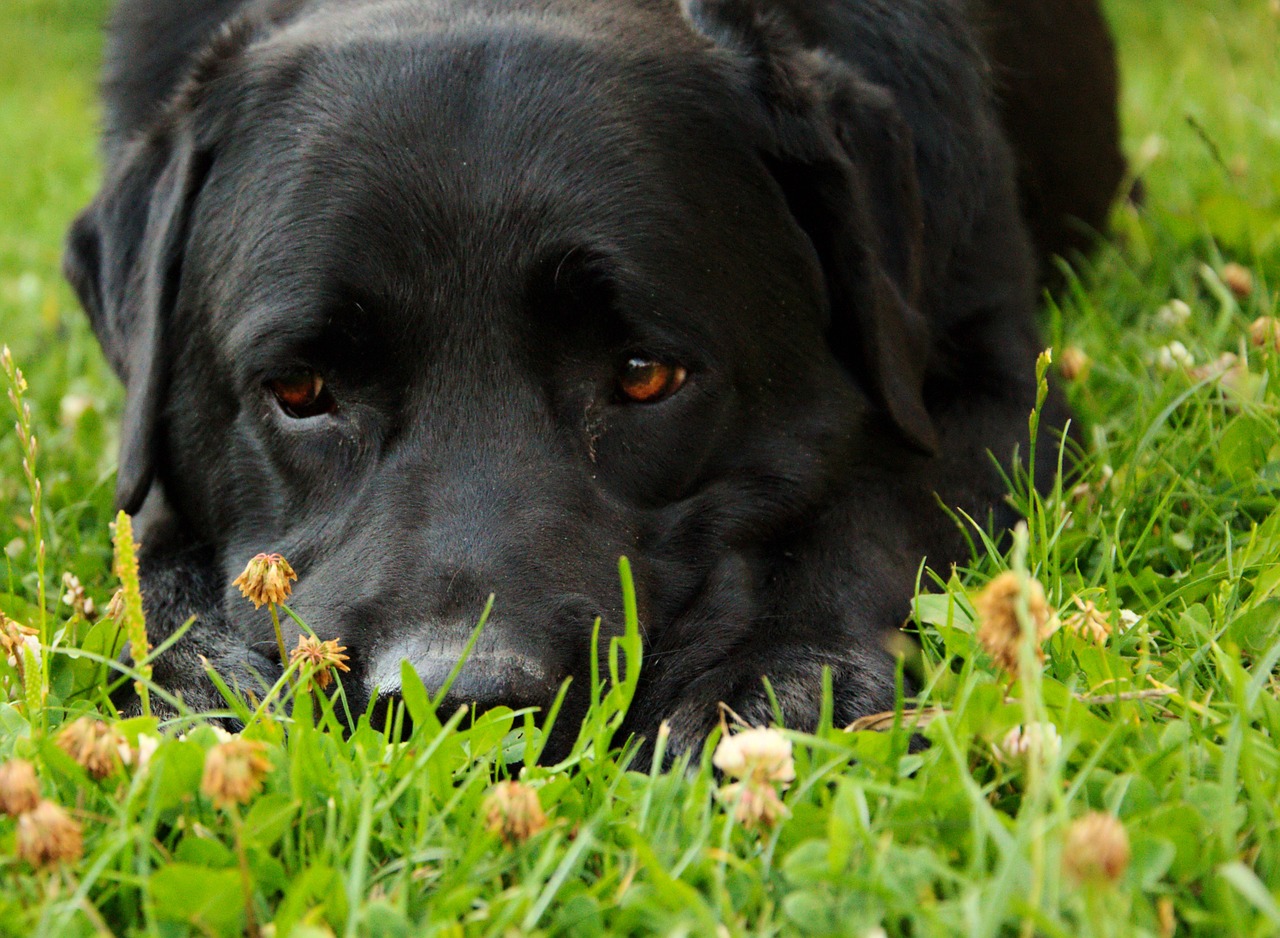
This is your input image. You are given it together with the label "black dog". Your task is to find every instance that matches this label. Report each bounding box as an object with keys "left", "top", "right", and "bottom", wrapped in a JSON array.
[{"left": 66, "top": 0, "right": 1123, "bottom": 761}]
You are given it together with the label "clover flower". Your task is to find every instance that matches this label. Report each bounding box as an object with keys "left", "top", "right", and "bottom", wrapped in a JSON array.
[
  {"left": 56, "top": 717, "right": 124, "bottom": 780},
  {"left": 483, "top": 780, "right": 547, "bottom": 845},
  {"left": 61, "top": 571, "right": 96, "bottom": 620},
  {"left": 0, "top": 759, "right": 40, "bottom": 816},
  {"left": 1058, "top": 346, "right": 1089, "bottom": 381},
  {"left": 996, "top": 722, "right": 1062, "bottom": 763},
  {"left": 712, "top": 727, "right": 795, "bottom": 785},
  {"left": 713, "top": 727, "right": 795, "bottom": 832},
  {"left": 290, "top": 635, "right": 351, "bottom": 690},
  {"left": 974, "top": 572, "right": 1058, "bottom": 677},
  {"left": 1, "top": 613, "right": 38, "bottom": 668},
  {"left": 16, "top": 800, "right": 83, "bottom": 868},
  {"left": 1250, "top": 316, "right": 1280, "bottom": 353},
  {"left": 1221, "top": 263, "right": 1253, "bottom": 301},
  {"left": 233, "top": 553, "right": 297, "bottom": 609},
  {"left": 201, "top": 737, "right": 272, "bottom": 809},
  {"left": 1063, "top": 596, "right": 1112, "bottom": 645},
  {"left": 1063, "top": 811, "right": 1130, "bottom": 886}
]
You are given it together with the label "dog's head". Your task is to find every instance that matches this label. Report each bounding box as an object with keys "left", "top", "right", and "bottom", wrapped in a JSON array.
[{"left": 66, "top": 0, "right": 943, "bottom": 749}]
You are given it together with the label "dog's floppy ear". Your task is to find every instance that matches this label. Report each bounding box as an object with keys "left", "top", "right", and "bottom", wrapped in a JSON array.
[
  {"left": 683, "top": 0, "right": 938, "bottom": 453},
  {"left": 65, "top": 132, "right": 207, "bottom": 515},
  {"left": 63, "top": 21, "right": 252, "bottom": 514}
]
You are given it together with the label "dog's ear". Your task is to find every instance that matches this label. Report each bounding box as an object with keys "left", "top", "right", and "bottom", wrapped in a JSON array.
[
  {"left": 64, "top": 132, "right": 208, "bottom": 514},
  {"left": 63, "top": 23, "right": 252, "bottom": 514},
  {"left": 683, "top": 0, "right": 938, "bottom": 453}
]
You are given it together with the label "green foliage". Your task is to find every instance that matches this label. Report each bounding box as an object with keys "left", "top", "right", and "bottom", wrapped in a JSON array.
[{"left": 1, "top": 0, "right": 1278, "bottom": 934}]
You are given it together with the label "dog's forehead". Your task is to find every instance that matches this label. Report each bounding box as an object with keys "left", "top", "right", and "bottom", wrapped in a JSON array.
[{"left": 192, "top": 17, "right": 822, "bottom": 353}]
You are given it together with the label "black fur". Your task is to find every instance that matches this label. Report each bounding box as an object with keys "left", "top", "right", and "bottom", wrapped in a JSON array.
[{"left": 66, "top": 0, "right": 1123, "bottom": 761}]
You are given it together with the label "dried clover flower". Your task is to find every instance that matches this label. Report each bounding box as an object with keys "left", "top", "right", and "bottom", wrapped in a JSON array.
[
  {"left": 233, "top": 553, "right": 297, "bottom": 609},
  {"left": 290, "top": 635, "right": 351, "bottom": 690},
  {"left": 0, "top": 759, "right": 40, "bottom": 816},
  {"left": 1063, "top": 811, "right": 1130, "bottom": 886},
  {"left": 1, "top": 613, "right": 38, "bottom": 664},
  {"left": 201, "top": 737, "right": 272, "bottom": 809},
  {"left": 996, "top": 723, "right": 1062, "bottom": 763},
  {"left": 1250, "top": 317, "right": 1280, "bottom": 353},
  {"left": 717, "top": 780, "right": 789, "bottom": 830},
  {"left": 1063, "top": 596, "right": 1111, "bottom": 645},
  {"left": 483, "top": 780, "right": 547, "bottom": 845},
  {"left": 56, "top": 717, "right": 124, "bottom": 780},
  {"left": 974, "top": 572, "right": 1058, "bottom": 677},
  {"left": 712, "top": 727, "right": 795, "bottom": 785},
  {"left": 105, "top": 588, "right": 126, "bottom": 625},
  {"left": 1058, "top": 346, "right": 1089, "bottom": 381},
  {"left": 1221, "top": 262, "right": 1254, "bottom": 301},
  {"left": 16, "top": 800, "right": 83, "bottom": 868}
]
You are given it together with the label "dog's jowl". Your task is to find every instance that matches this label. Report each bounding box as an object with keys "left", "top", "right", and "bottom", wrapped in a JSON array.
[{"left": 66, "top": 0, "right": 1124, "bottom": 761}]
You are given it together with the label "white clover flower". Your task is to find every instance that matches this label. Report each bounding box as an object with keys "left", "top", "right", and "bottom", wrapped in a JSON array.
[
  {"left": 1156, "top": 341, "right": 1195, "bottom": 372},
  {"left": 712, "top": 727, "right": 795, "bottom": 784},
  {"left": 1156, "top": 299, "right": 1192, "bottom": 328},
  {"left": 997, "top": 722, "right": 1062, "bottom": 763}
]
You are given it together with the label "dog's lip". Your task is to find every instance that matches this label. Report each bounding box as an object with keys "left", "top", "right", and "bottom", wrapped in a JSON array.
[{"left": 367, "top": 643, "right": 560, "bottom": 711}]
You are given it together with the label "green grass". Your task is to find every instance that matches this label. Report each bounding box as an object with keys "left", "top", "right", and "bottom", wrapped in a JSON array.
[{"left": 2, "top": 0, "right": 1279, "bottom": 934}]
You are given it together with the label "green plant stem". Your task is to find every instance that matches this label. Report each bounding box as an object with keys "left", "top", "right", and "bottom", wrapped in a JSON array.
[{"left": 269, "top": 603, "right": 288, "bottom": 674}]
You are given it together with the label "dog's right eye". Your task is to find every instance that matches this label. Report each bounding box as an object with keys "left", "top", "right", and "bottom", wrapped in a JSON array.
[{"left": 268, "top": 370, "right": 334, "bottom": 419}]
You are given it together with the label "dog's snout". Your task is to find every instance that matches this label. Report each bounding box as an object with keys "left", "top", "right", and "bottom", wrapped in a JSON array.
[{"left": 366, "top": 636, "right": 561, "bottom": 717}]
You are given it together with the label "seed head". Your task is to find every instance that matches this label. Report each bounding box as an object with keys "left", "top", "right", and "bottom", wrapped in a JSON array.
[
  {"left": 1250, "top": 317, "right": 1280, "bottom": 353},
  {"left": 1058, "top": 346, "right": 1089, "bottom": 381},
  {"left": 16, "top": 800, "right": 83, "bottom": 868},
  {"left": 717, "top": 780, "right": 789, "bottom": 831},
  {"left": 1063, "top": 811, "right": 1130, "bottom": 886},
  {"left": 0, "top": 759, "right": 40, "bottom": 816},
  {"left": 483, "top": 780, "right": 547, "bottom": 845},
  {"left": 290, "top": 635, "right": 351, "bottom": 690},
  {"left": 1221, "top": 262, "right": 1254, "bottom": 301},
  {"left": 712, "top": 727, "right": 795, "bottom": 785},
  {"left": 56, "top": 717, "right": 124, "bottom": 780},
  {"left": 201, "top": 737, "right": 272, "bottom": 809},
  {"left": 233, "top": 553, "right": 297, "bottom": 608},
  {"left": 974, "top": 571, "right": 1058, "bottom": 677}
]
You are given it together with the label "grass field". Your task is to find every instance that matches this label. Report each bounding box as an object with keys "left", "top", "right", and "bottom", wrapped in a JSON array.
[{"left": 2, "top": 0, "right": 1279, "bottom": 935}]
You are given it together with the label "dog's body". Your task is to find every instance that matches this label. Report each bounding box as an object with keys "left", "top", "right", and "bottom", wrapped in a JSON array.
[{"left": 68, "top": 0, "right": 1123, "bottom": 759}]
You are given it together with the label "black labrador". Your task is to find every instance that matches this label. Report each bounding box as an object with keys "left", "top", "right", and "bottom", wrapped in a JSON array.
[{"left": 66, "top": 0, "right": 1124, "bottom": 761}]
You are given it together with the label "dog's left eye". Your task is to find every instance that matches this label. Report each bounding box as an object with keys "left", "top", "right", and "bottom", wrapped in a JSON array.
[
  {"left": 268, "top": 370, "right": 335, "bottom": 419},
  {"left": 618, "top": 358, "right": 688, "bottom": 404}
]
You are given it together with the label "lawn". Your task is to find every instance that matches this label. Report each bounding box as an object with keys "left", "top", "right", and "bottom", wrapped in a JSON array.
[{"left": 1, "top": 0, "right": 1279, "bottom": 935}]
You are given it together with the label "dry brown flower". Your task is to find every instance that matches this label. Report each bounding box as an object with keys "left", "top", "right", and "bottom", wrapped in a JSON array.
[
  {"left": 1, "top": 613, "right": 37, "bottom": 661},
  {"left": 1063, "top": 811, "right": 1130, "bottom": 886},
  {"left": 233, "top": 553, "right": 297, "bottom": 608},
  {"left": 0, "top": 759, "right": 40, "bottom": 816},
  {"left": 717, "top": 780, "right": 789, "bottom": 830},
  {"left": 1058, "top": 346, "right": 1089, "bottom": 381},
  {"left": 1250, "top": 316, "right": 1280, "bottom": 353},
  {"left": 56, "top": 717, "right": 124, "bottom": 780},
  {"left": 1221, "top": 262, "right": 1254, "bottom": 301},
  {"left": 483, "top": 780, "right": 547, "bottom": 845},
  {"left": 104, "top": 588, "right": 126, "bottom": 624},
  {"left": 712, "top": 727, "right": 795, "bottom": 785},
  {"left": 1063, "top": 596, "right": 1111, "bottom": 645},
  {"left": 201, "top": 737, "right": 272, "bottom": 809},
  {"left": 974, "top": 571, "right": 1058, "bottom": 676},
  {"left": 290, "top": 635, "right": 351, "bottom": 690},
  {"left": 16, "top": 799, "right": 83, "bottom": 868}
]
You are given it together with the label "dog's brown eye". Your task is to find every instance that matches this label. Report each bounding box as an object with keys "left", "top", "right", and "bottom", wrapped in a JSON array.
[
  {"left": 618, "top": 358, "right": 687, "bottom": 404},
  {"left": 268, "top": 371, "right": 333, "bottom": 418}
]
